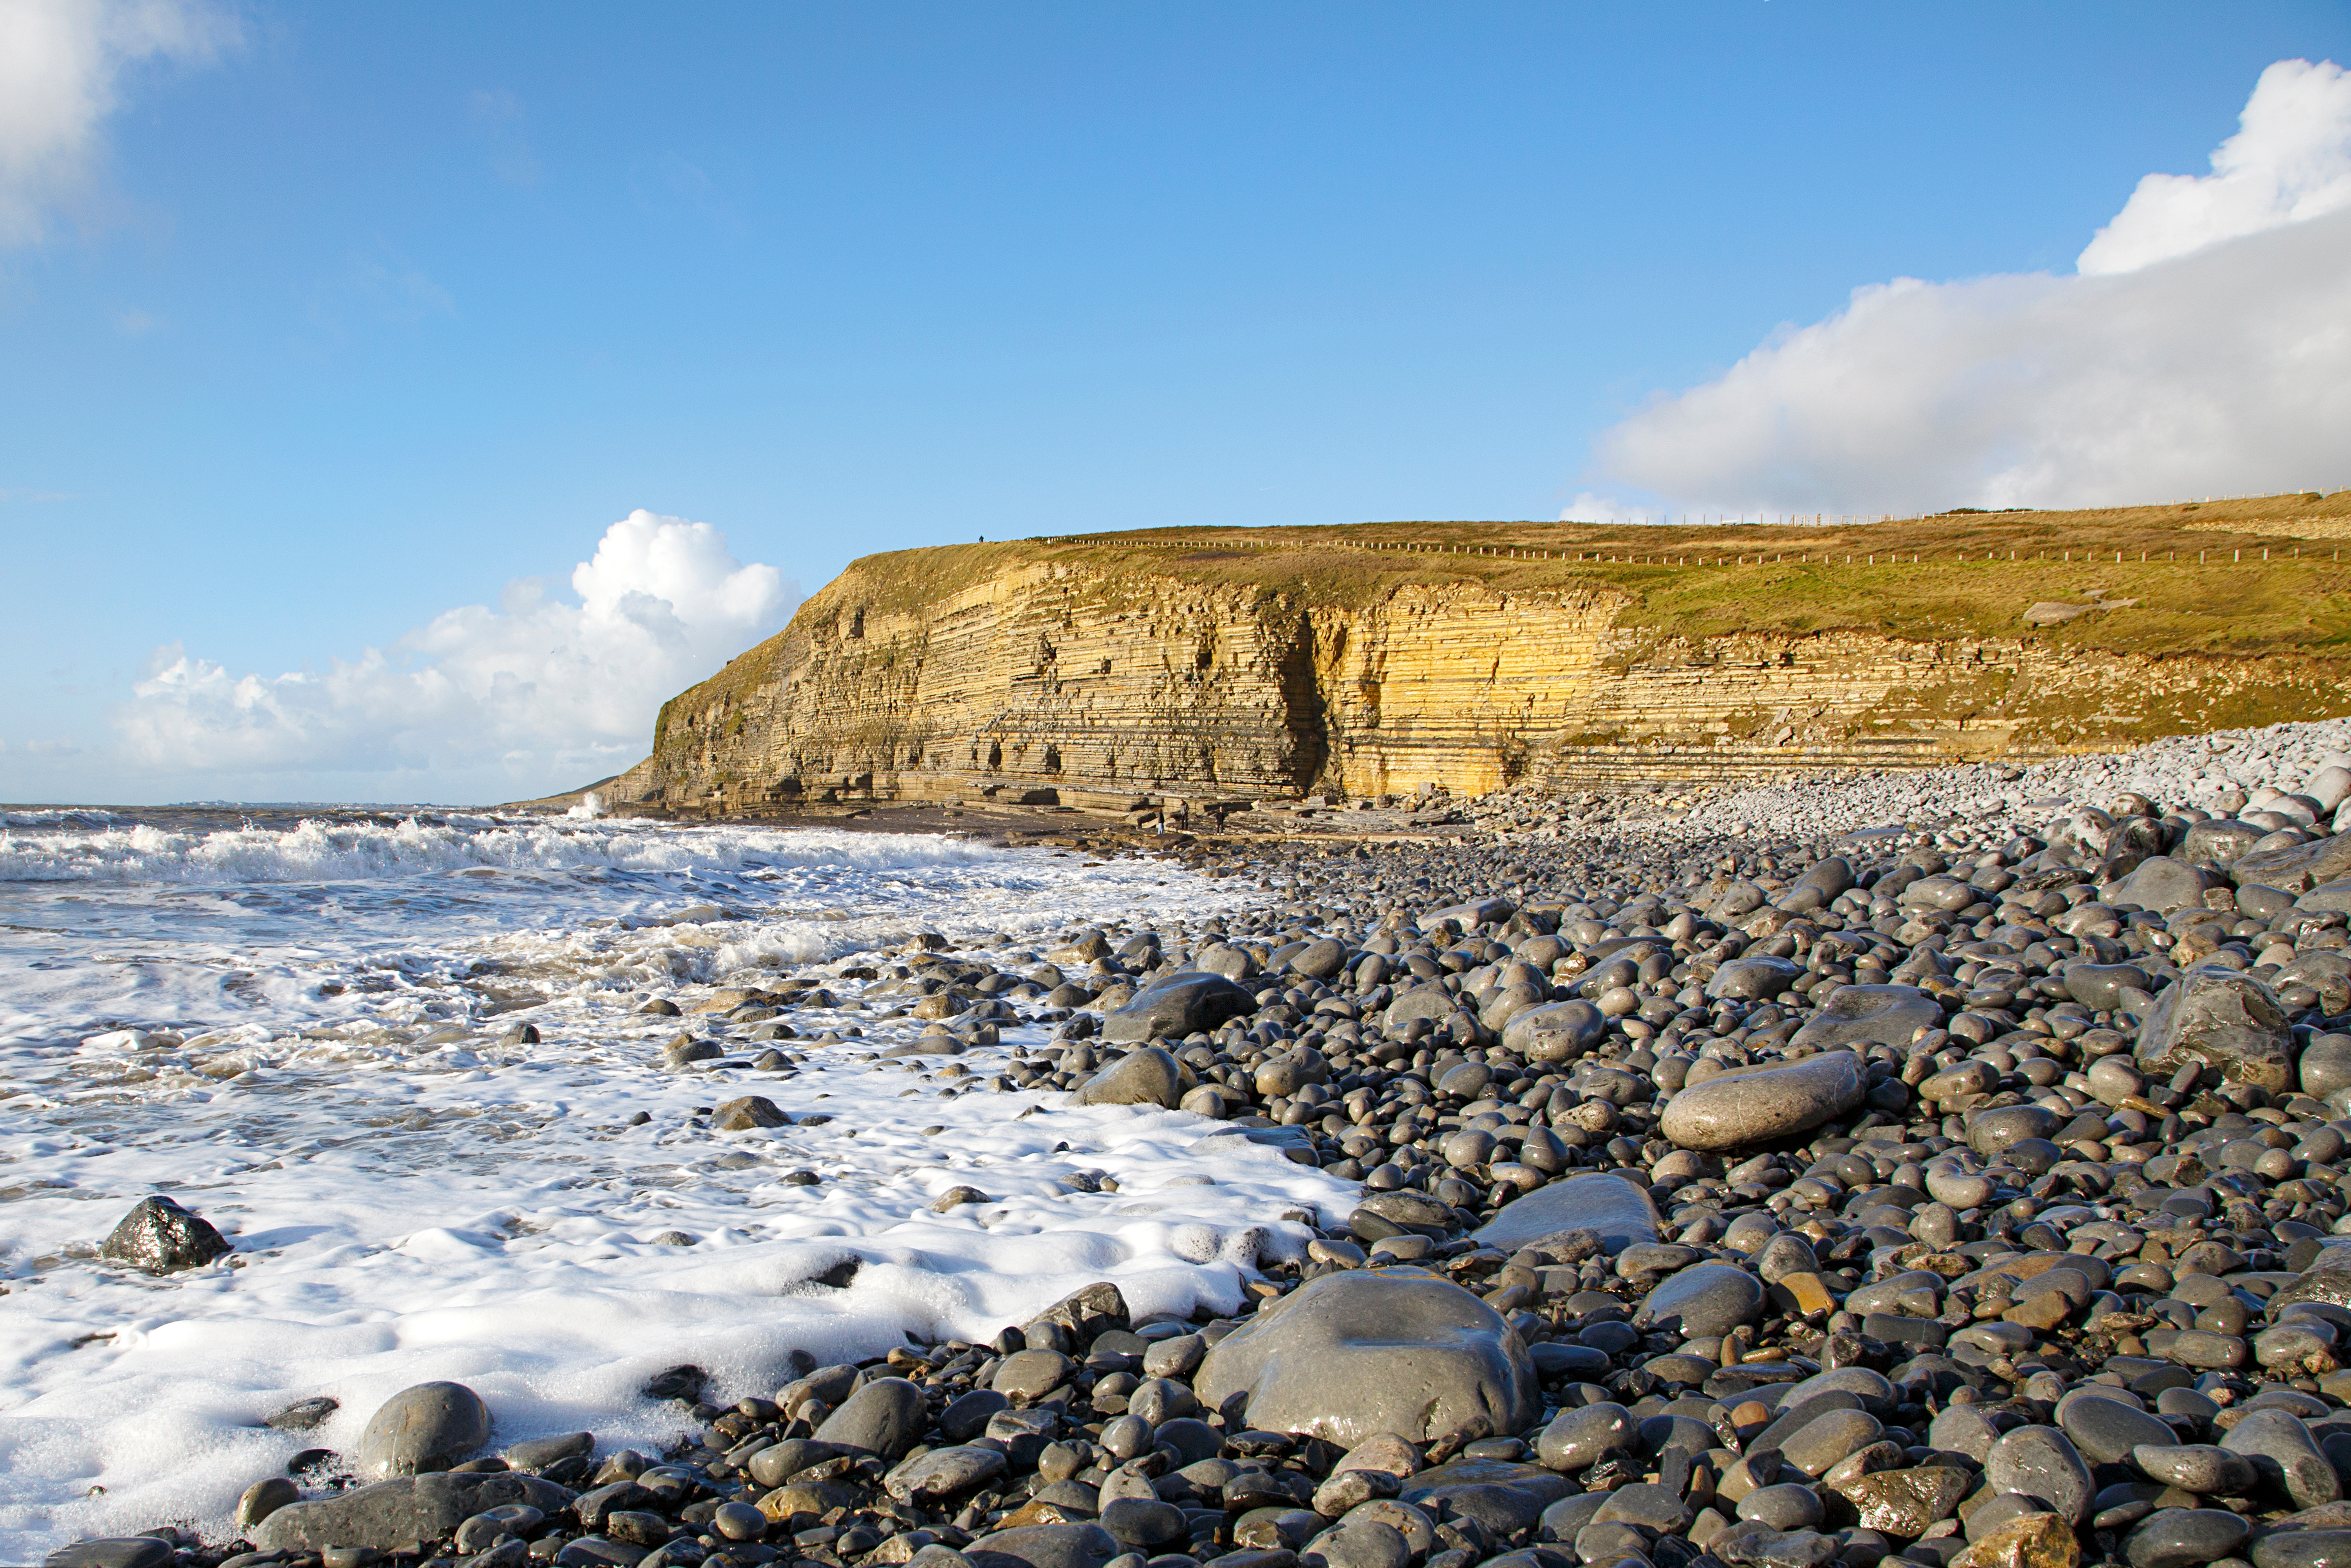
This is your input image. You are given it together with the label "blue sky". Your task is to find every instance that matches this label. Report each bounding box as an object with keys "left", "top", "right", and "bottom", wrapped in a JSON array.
[{"left": 4, "top": 3, "right": 2348, "bottom": 804}]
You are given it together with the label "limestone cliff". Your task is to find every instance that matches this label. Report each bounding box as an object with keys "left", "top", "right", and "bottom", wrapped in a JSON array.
[{"left": 606, "top": 501, "right": 2351, "bottom": 816}]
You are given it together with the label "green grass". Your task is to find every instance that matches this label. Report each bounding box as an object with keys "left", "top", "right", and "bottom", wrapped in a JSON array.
[{"left": 680, "top": 490, "right": 2351, "bottom": 729}]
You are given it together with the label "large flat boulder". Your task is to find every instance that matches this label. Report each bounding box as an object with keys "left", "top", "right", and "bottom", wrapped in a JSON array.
[
  {"left": 2110, "top": 856, "right": 2218, "bottom": 914},
  {"left": 1193, "top": 1271, "right": 1537, "bottom": 1448},
  {"left": 1635, "top": 1262, "right": 1765, "bottom": 1339},
  {"left": 1101, "top": 973, "right": 1257, "bottom": 1044},
  {"left": 1070, "top": 1047, "right": 1186, "bottom": 1108},
  {"left": 2233, "top": 830, "right": 2351, "bottom": 893},
  {"left": 1787, "top": 986, "right": 1940, "bottom": 1052},
  {"left": 254, "top": 1474, "right": 575, "bottom": 1553},
  {"left": 1659, "top": 1052, "right": 1867, "bottom": 1150},
  {"left": 1471, "top": 1172, "right": 1660, "bottom": 1256},
  {"left": 2134, "top": 964, "right": 2294, "bottom": 1093},
  {"left": 968, "top": 1523, "right": 1122, "bottom": 1568},
  {"left": 2179, "top": 818, "right": 2267, "bottom": 870},
  {"left": 1501, "top": 1002, "right": 1608, "bottom": 1064}
]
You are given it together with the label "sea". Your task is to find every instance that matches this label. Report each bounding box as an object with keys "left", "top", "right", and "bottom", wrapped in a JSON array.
[{"left": 0, "top": 804, "right": 1350, "bottom": 1557}]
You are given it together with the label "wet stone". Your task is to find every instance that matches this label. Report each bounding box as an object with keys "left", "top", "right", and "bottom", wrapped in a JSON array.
[
  {"left": 1970, "top": 1104, "right": 2060, "bottom": 1156},
  {"left": 966, "top": 1523, "right": 1123, "bottom": 1568},
  {"left": 236, "top": 1476, "right": 301, "bottom": 1533},
  {"left": 505, "top": 1431, "right": 591, "bottom": 1473},
  {"left": 2130, "top": 1443, "right": 2257, "bottom": 1494},
  {"left": 2066, "top": 963, "right": 2155, "bottom": 1012},
  {"left": 268, "top": 1395, "right": 341, "bottom": 1431},
  {"left": 1658, "top": 1052, "right": 1866, "bottom": 1150},
  {"left": 993, "top": 1350, "right": 1076, "bottom": 1400},
  {"left": 711, "top": 1095, "right": 787, "bottom": 1130},
  {"left": 1436, "top": 1060, "right": 1493, "bottom": 1099},
  {"left": 813, "top": 1377, "right": 928, "bottom": 1459},
  {"left": 2301, "top": 1035, "right": 2351, "bottom": 1098},
  {"left": 2134, "top": 963, "right": 2295, "bottom": 1093},
  {"left": 1838, "top": 1466, "right": 1972, "bottom": 1534},
  {"left": 98, "top": 1195, "right": 230, "bottom": 1274},
  {"left": 2254, "top": 1530, "right": 2351, "bottom": 1568},
  {"left": 2057, "top": 1393, "right": 2176, "bottom": 1465},
  {"left": 255, "top": 1474, "right": 576, "bottom": 1553},
  {"left": 1985, "top": 1424, "right": 2094, "bottom": 1523},
  {"left": 2182, "top": 818, "right": 2270, "bottom": 870},
  {"left": 1096, "top": 1498, "right": 1184, "bottom": 1549},
  {"left": 1193, "top": 1271, "right": 1538, "bottom": 1447},
  {"left": 1302, "top": 1520, "right": 1413, "bottom": 1568},
  {"left": 44, "top": 1542, "right": 176, "bottom": 1568},
  {"left": 1502, "top": 1002, "right": 1608, "bottom": 1064},
  {"left": 1102, "top": 974, "right": 1257, "bottom": 1044},
  {"left": 1786, "top": 984, "right": 1940, "bottom": 1051},
  {"left": 1535, "top": 1402, "right": 1637, "bottom": 1472},
  {"left": 2124, "top": 1508, "right": 2252, "bottom": 1568},
  {"left": 1635, "top": 1261, "right": 1764, "bottom": 1339},
  {"left": 1780, "top": 1408, "right": 1884, "bottom": 1478},
  {"left": 356, "top": 1381, "right": 492, "bottom": 1479},
  {"left": 886, "top": 1445, "right": 1010, "bottom": 1502},
  {"left": 2233, "top": 828, "right": 2351, "bottom": 894},
  {"left": 1471, "top": 1172, "right": 1660, "bottom": 1255},
  {"left": 1738, "top": 1484, "right": 1826, "bottom": 1531},
  {"left": 2111, "top": 856, "right": 2215, "bottom": 914},
  {"left": 1593, "top": 1481, "right": 1692, "bottom": 1533},
  {"left": 1952, "top": 1512, "right": 2080, "bottom": 1568},
  {"left": 2223, "top": 1408, "right": 2341, "bottom": 1509},
  {"left": 664, "top": 1035, "right": 722, "bottom": 1067},
  {"left": 1071, "top": 1048, "right": 1186, "bottom": 1109},
  {"left": 1709, "top": 957, "right": 1804, "bottom": 1000}
]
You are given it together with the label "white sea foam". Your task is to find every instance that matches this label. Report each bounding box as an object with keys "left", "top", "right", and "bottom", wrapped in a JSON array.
[
  {"left": 0, "top": 812, "right": 995, "bottom": 885},
  {"left": 0, "top": 811, "right": 1319, "bottom": 1560},
  {"left": 0, "top": 809, "right": 134, "bottom": 830}
]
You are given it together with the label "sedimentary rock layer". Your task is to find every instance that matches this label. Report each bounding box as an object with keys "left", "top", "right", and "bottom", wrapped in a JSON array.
[{"left": 608, "top": 525, "right": 2351, "bottom": 815}]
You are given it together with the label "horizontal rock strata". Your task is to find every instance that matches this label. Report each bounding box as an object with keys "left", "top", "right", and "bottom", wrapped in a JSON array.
[{"left": 602, "top": 535, "right": 2351, "bottom": 818}]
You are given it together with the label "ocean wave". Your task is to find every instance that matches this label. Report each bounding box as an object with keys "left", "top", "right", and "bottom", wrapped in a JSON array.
[
  {"left": 1, "top": 808, "right": 135, "bottom": 829},
  {"left": 0, "top": 816, "right": 1000, "bottom": 886}
]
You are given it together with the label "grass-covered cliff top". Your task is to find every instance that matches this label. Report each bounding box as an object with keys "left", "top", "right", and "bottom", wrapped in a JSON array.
[
  {"left": 792, "top": 489, "right": 2351, "bottom": 658},
  {"left": 646, "top": 488, "right": 2351, "bottom": 772}
]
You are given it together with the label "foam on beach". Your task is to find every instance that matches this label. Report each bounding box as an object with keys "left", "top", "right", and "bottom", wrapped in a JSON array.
[{"left": 0, "top": 814, "right": 1333, "bottom": 1558}]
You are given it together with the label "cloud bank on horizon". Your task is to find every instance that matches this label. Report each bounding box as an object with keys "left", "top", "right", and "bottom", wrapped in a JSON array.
[
  {"left": 110, "top": 512, "right": 796, "bottom": 801},
  {"left": 1566, "top": 58, "right": 2351, "bottom": 522}
]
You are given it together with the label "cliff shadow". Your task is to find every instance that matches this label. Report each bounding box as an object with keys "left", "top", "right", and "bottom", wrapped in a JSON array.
[{"left": 1272, "top": 610, "right": 1333, "bottom": 795}]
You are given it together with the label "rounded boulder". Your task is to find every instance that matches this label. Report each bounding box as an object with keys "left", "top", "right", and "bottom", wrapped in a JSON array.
[
  {"left": 2134, "top": 964, "right": 2295, "bottom": 1094},
  {"left": 1101, "top": 974, "right": 1257, "bottom": 1044},
  {"left": 356, "top": 1381, "right": 491, "bottom": 1478},
  {"left": 1659, "top": 1052, "right": 1866, "bottom": 1151},
  {"left": 1502, "top": 1002, "right": 1608, "bottom": 1064},
  {"left": 1786, "top": 986, "right": 1939, "bottom": 1052},
  {"left": 1192, "top": 1270, "right": 1537, "bottom": 1448},
  {"left": 813, "top": 1376, "right": 929, "bottom": 1459},
  {"left": 1070, "top": 1047, "right": 1186, "bottom": 1109},
  {"left": 1634, "top": 1262, "right": 1765, "bottom": 1340}
]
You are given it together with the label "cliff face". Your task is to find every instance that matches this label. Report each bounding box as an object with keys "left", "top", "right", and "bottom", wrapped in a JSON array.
[{"left": 607, "top": 514, "right": 2351, "bottom": 815}]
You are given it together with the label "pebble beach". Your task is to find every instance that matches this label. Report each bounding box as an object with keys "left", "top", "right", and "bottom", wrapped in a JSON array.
[{"left": 17, "top": 714, "right": 2351, "bottom": 1568}]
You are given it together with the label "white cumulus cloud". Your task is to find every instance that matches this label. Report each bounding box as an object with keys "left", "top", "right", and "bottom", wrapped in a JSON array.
[
  {"left": 114, "top": 510, "right": 797, "bottom": 798},
  {"left": 1576, "top": 58, "right": 2351, "bottom": 517},
  {"left": 0, "top": 0, "right": 237, "bottom": 245},
  {"left": 2080, "top": 59, "right": 2351, "bottom": 275}
]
